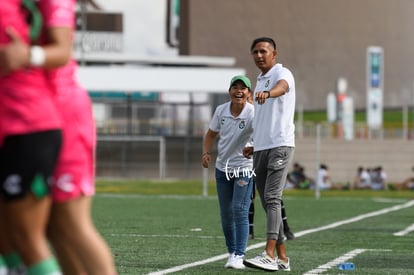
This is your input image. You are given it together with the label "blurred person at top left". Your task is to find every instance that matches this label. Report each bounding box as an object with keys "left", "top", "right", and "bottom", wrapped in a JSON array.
[
  {"left": 0, "top": 0, "right": 118, "bottom": 274},
  {"left": 37, "top": 0, "right": 118, "bottom": 274},
  {"left": 0, "top": 1, "right": 66, "bottom": 274}
]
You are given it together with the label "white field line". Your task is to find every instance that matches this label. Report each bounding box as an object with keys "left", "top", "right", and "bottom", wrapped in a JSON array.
[
  {"left": 146, "top": 200, "right": 414, "bottom": 275},
  {"left": 294, "top": 199, "right": 414, "bottom": 238},
  {"left": 303, "top": 248, "right": 366, "bottom": 274},
  {"left": 302, "top": 248, "right": 392, "bottom": 275},
  {"left": 110, "top": 233, "right": 224, "bottom": 239},
  {"left": 97, "top": 193, "right": 217, "bottom": 200},
  {"left": 372, "top": 197, "right": 407, "bottom": 203},
  {"left": 393, "top": 223, "right": 414, "bottom": 236}
]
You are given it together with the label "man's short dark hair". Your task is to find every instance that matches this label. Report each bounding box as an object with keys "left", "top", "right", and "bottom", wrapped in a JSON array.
[{"left": 250, "top": 37, "right": 276, "bottom": 51}]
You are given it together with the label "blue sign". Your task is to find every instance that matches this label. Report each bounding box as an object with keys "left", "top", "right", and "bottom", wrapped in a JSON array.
[{"left": 369, "top": 52, "right": 381, "bottom": 88}]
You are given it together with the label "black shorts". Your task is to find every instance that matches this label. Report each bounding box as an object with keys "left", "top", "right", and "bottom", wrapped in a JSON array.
[{"left": 0, "top": 130, "right": 62, "bottom": 201}]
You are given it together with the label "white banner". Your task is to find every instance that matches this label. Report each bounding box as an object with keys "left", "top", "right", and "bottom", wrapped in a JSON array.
[{"left": 366, "top": 46, "right": 384, "bottom": 129}]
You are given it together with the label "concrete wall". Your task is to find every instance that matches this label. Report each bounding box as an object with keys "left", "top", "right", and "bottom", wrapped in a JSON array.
[
  {"left": 294, "top": 138, "right": 414, "bottom": 185},
  {"left": 179, "top": 0, "right": 414, "bottom": 111}
]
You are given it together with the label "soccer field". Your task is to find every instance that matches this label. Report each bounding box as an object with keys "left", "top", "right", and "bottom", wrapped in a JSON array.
[{"left": 91, "top": 185, "right": 414, "bottom": 275}]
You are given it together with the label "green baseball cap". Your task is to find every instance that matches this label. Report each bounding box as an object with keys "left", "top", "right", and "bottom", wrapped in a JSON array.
[{"left": 230, "top": 75, "right": 251, "bottom": 89}]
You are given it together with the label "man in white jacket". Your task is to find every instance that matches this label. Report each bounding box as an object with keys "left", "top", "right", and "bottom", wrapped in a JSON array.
[{"left": 243, "top": 37, "right": 295, "bottom": 272}]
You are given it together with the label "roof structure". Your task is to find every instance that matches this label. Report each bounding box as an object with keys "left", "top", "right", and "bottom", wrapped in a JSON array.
[{"left": 75, "top": 52, "right": 245, "bottom": 93}]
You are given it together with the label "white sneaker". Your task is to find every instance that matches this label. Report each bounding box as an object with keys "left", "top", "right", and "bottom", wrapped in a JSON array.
[
  {"left": 224, "top": 253, "right": 235, "bottom": 268},
  {"left": 228, "top": 255, "right": 245, "bottom": 269},
  {"left": 277, "top": 257, "right": 291, "bottom": 271},
  {"left": 243, "top": 251, "right": 278, "bottom": 271}
]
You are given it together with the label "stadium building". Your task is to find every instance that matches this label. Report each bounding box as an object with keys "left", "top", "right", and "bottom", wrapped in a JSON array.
[{"left": 76, "top": 0, "right": 414, "bottom": 183}]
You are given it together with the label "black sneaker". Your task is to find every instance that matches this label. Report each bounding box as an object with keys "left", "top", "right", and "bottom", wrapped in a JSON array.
[{"left": 285, "top": 230, "right": 295, "bottom": 240}]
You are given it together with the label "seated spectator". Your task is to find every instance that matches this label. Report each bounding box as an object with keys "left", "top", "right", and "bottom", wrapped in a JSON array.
[
  {"left": 315, "top": 164, "right": 332, "bottom": 190},
  {"left": 353, "top": 166, "right": 371, "bottom": 190},
  {"left": 370, "top": 166, "right": 386, "bottom": 190},
  {"left": 286, "top": 162, "right": 313, "bottom": 189},
  {"left": 395, "top": 166, "right": 414, "bottom": 190}
]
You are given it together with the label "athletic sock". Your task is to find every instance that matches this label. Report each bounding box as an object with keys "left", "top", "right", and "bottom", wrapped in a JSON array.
[
  {"left": 27, "top": 257, "right": 61, "bottom": 275},
  {"left": 281, "top": 200, "right": 290, "bottom": 231},
  {"left": 248, "top": 200, "right": 255, "bottom": 237}
]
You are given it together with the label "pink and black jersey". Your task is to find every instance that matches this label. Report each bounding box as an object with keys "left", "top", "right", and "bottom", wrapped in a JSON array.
[
  {"left": 0, "top": 0, "right": 62, "bottom": 146},
  {"left": 38, "top": 0, "right": 80, "bottom": 96},
  {"left": 37, "top": 0, "right": 96, "bottom": 201}
]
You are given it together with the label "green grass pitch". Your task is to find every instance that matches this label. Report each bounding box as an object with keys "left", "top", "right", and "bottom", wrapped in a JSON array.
[{"left": 93, "top": 179, "right": 414, "bottom": 274}]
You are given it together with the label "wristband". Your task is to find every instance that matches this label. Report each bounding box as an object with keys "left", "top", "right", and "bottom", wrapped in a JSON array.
[
  {"left": 30, "top": 46, "right": 45, "bottom": 66},
  {"left": 263, "top": 91, "right": 270, "bottom": 98}
]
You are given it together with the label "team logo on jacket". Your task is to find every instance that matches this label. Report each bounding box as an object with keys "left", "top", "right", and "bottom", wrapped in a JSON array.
[
  {"left": 239, "top": 120, "right": 246, "bottom": 129},
  {"left": 220, "top": 117, "right": 226, "bottom": 125},
  {"left": 265, "top": 79, "right": 270, "bottom": 88}
]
